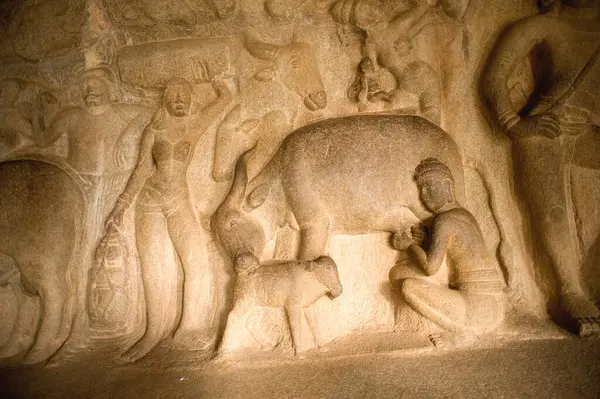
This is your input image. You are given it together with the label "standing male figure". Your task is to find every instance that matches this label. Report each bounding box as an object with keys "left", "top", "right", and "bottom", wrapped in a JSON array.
[
  {"left": 482, "top": 0, "right": 600, "bottom": 335},
  {"left": 392, "top": 158, "right": 504, "bottom": 347},
  {"left": 36, "top": 66, "right": 151, "bottom": 229},
  {"left": 33, "top": 66, "right": 151, "bottom": 335}
]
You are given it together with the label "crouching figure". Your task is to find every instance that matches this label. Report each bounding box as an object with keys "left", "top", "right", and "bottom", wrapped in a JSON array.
[
  {"left": 392, "top": 158, "right": 505, "bottom": 347},
  {"left": 219, "top": 253, "right": 343, "bottom": 356}
]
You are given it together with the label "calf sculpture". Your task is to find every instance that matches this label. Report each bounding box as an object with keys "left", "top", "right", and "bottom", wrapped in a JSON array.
[{"left": 219, "top": 253, "right": 343, "bottom": 355}]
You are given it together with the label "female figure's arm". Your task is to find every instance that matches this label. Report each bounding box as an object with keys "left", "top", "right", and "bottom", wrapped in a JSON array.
[
  {"left": 189, "top": 77, "right": 234, "bottom": 134},
  {"left": 106, "top": 124, "right": 156, "bottom": 227}
]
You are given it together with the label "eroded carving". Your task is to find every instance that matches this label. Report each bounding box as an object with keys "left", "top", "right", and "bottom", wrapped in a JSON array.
[
  {"left": 391, "top": 158, "right": 505, "bottom": 347},
  {"left": 482, "top": 0, "right": 600, "bottom": 336},
  {"left": 213, "top": 33, "right": 327, "bottom": 183},
  {"left": 331, "top": 0, "right": 466, "bottom": 123}
]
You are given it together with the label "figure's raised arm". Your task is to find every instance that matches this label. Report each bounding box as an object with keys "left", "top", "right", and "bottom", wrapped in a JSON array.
[
  {"left": 191, "top": 75, "right": 235, "bottom": 132},
  {"left": 33, "top": 107, "right": 73, "bottom": 148}
]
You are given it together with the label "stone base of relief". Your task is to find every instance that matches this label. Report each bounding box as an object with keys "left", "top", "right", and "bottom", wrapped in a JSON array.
[{"left": 0, "top": 3, "right": 599, "bottom": 393}]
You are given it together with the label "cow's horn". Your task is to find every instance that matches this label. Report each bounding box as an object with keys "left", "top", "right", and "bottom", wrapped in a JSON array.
[
  {"left": 227, "top": 147, "right": 256, "bottom": 206},
  {"left": 244, "top": 34, "right": 282, "bottom": 61}
]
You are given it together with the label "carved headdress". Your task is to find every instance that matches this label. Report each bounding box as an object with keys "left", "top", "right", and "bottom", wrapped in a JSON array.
[{"left": 414, "top": 157, "right": 455, "bottom": 185}]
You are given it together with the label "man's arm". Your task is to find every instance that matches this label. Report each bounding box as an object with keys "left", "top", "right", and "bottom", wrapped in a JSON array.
[
  {"left": 408, "top": 219, "right": 451, "bottom": 276},
  {"left": 481, "top": 17, "right": 550, "bottom": 137},
  {"left": 33, "top": 107, "right": 73, "bottom": 147}
]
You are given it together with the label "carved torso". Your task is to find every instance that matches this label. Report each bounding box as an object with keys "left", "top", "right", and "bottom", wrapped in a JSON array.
[{"left": 138, "top": 113, "right": 198, "bottom": 207}]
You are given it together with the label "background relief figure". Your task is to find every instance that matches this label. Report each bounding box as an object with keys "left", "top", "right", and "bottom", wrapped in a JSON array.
[{"left": 482, "top": 0, "right": 600, "bottom": 336}]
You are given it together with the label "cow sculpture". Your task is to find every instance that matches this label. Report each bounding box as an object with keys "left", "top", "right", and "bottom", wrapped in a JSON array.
[
  {"left": 0, "top": 159, "right": 85, "bottom": 364},
  {"left": 212, "top": 114, "right": 465, "bottom": 261}
]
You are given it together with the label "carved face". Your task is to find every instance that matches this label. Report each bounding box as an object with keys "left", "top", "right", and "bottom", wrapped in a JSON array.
[
  {"left": 81, "top": 76, "right": 110, "bottom": 108},
  {"left": 164, "top": 83, "right": 192, "bottom": 117},
  {"left": 313, "top": 256, "right": 343, "bottom": 299},
  {"left": 394, "top": 37, "right": 413, "bottom": 58},
  {"left": 419, "top": 177, "right": 453, "bottom": 213},
  {"left": 359, "top": 57, "right": 375, "bottom": 73}
]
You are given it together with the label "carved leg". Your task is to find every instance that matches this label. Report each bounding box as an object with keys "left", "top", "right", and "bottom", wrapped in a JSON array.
[
  {"left": 400, "top": 278, "right": 476, "bottom": 348},
  {"left": 285, "top": 305, "right": 303, "bottom": 355},
  {"left": 298, "top": 217, "right": 330, "bottom": 261},
  {"left": 22, "top": 276, "right": 72, "bottom": 364},
  {"left": 121, "top": 212, "right": 171, "bottom": 363},
  {"left": 516, "top": 138, "right": 600, "bottom": 335},
  {"left": 303, "top": 305, "right": 327, "bottom": 352},
  {"left": 0, "top": 281, "right": 38, "bottom": 358},
  {"left": 169, "top": 203, "right": 217, "bottom": 350}
]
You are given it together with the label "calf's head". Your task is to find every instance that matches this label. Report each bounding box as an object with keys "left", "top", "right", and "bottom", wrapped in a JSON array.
[{"left": 309, "top": 256, "right": 343, "bottom": 299}]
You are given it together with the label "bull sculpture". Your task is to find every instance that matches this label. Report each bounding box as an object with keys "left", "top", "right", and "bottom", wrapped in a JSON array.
[
  {"left": 212, "top": 114, "right": 464, "bottom": 261},
  {"left": 0, "top": 159, "right": 85, "bottom": 364},
  {"left": 213, "top": 33, "right": 328, "bottom": 184}
]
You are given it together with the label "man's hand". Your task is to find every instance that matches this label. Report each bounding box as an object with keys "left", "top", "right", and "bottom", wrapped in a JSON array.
[
  {"left": 392, "top": 230, "right": 416, "bottom": 251},
  {"left": 410, "top": 225, "right": 426, "bottom": 245},
  {"left": 508, "top": 113, "right": 561, "bottom": 140},
  {"left": 211, "top": 73, "right": 237, "bottom": 96}
]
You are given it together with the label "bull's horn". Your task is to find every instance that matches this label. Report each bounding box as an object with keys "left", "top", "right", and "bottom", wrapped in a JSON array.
[
  {"left": 244, "top": 34, "right": 282, "bottom": 61},
  {"left": 225, "top": 147, "right": 256, "bottom": 207}
]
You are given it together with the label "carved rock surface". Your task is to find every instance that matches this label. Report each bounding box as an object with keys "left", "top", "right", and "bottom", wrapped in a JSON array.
[{"left": 0, "top": 2, "right": 598, "bottom": 391}]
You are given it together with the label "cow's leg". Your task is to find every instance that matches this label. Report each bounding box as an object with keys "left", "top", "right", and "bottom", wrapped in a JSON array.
[
  {"left": 298, "top": 216, "right": 330, "bottom": 261},
  {"left": 22, "top": 275, "right": 72, "bottom": 364},
  {"left": 285, "top": 304, "right": 303, "bottom": 355},
  {"left": 303, "top": 305, "right": 326, "bottom": 351},
  {"left": 218, "top": 300, "right": 252, "bottom": 355},
  {"left": 0, "top": 275, "right": 38, "bottom": 358}
]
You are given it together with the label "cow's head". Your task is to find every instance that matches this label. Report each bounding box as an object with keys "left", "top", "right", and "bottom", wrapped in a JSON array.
[
  {"left": 245, "top": 34, "right": 327, "bottom": 111},
  {"left": 212, "top": 148, "right": 269, "bottom": 259}
]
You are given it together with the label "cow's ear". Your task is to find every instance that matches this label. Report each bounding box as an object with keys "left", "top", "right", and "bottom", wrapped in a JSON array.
[
  {"left": 254, "top": 67, "right": 276, "bottom": 81},
  {"left": 244, "top": 184, "right": 271, "bottom": 211}
]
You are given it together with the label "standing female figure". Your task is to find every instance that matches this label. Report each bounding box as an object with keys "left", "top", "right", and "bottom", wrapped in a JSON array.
[{"left": 106, "top": 75, "right": 233, "bottom": 362}]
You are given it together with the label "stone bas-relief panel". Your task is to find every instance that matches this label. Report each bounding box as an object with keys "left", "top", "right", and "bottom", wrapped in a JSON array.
[{"left": 0, "top": 0, "right": 598, "bottom": 366}]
